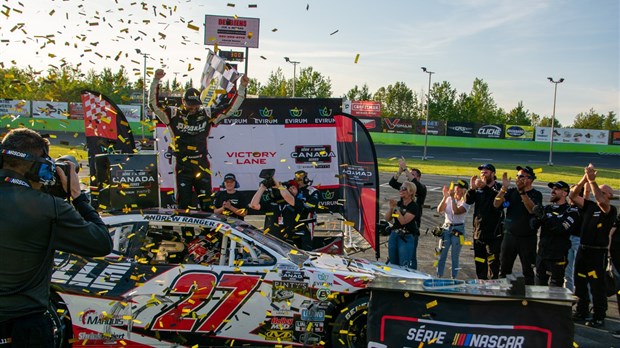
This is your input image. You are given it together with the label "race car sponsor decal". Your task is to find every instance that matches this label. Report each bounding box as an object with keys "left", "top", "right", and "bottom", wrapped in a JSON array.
[
  {"left": 142, "top": 214, "right": 232, "bottom": 232},
  {"left": 280, "top": 270, "right": 306, "bottom": 281},
  {"left": 52, "top": 259, "right": 135, "bottom": 293},
  {"left": 316, "top": 288, "right": 331, "bottom": 301},
  {"left": 151, "top": 271, "right": 263, "bottom": 333}
]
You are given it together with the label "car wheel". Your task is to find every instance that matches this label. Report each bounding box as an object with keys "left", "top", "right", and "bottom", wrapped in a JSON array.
[
  {"left": 48, "top": 296, "right": 71, "bottom": 348},
  {"left": 330, "top": 296, "right": 369, "bottom": 348}
]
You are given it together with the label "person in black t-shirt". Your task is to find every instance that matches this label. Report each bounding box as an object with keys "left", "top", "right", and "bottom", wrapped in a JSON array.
[
  {"left": 213, "top": 173, "right": 247, "bottom": 220},
  {"left": 494, "top": 165, "right": 543, "bottom": 285},
  {"left": 149, "top": 68, "right": 249, "bottom": 211},
  {"left": 569, "top": 164, "right": 617, "bottom": 328},
  {"left": 389, "top": 158, "right": 427, "bottom": 229},
  {"left": 609, "top": 212, "right": 620, "bottom": 338},
  {"left": 466, "top": 163, "right": 504, "bottom": 280},
  {"left": 385, "top": 181, "right": 421, "bottom": 269}
]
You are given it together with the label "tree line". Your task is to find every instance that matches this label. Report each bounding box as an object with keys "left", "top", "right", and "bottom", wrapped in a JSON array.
[{"left": 0, "top": 64, "right": 617, "bottom": 130}]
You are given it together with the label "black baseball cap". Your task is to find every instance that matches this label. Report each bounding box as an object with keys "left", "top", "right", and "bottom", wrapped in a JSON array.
[
  {"left": 516, "top": 165, "right": 536, "bottom": 179},
  {"left": 224, "top": 173, "right": 236, "bottom": 182},
  {"left": 548, "top": 181, "right": 569, "bottom": 192},
  {"left": 455, "top": 179, "right": 469, "bottom": 189},
  {"left": 183, "top": 88, "right": 202, "bottom": 105},
  {"left": 478, "top": 163, "right": 496, "bottom": 172}
]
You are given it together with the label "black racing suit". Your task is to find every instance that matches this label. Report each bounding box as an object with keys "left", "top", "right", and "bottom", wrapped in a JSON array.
[
  {"left": 293, "top": 185, "right": 320, "bottom": 251},
  {"left": 149, "top": 78, "right": 246, "bottom": 211},
  {"left": 0, "top": 169, "right": 112, "bottom": 345},
  {"left": 609, "top": 212, "right": 620, "bottom": 316},
  {"left": 499, "top": 187, "right": 543, "bottom": 285},
  {"left": 465, "top": 182, "right": 504, "bottom": 279},
  {"left": 574, "top": 200, "right": 618, "bottom": 321},
  {"left": 532, "top": 202, "right": 580, "bottom": 286}
]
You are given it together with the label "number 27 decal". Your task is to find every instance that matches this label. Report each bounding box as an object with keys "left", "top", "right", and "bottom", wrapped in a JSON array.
[{"left": 152, "top": 271, "right": 262, "bottom": 332}]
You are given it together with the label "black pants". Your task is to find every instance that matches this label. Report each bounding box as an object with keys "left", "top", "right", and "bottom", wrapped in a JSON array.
[
  {"left": 0, "top": 313, "right": 54, "bottom": 347},
  {"left": 535, "top": 256, "right": 567, "bottom": 287},
  {"left": 176, "top": 162, "right": 212, "bottom": 211},
  {"left": 500, "top": 233, "right": 537, "bottom": 285},
  {"left": 575, "top": 246, "right": 608, "bottom": 321},
  {"left": 473, "top": 238, "right": 501, "bottom": 279},
  {"left": 611, "top": 242, "right": 620, "bottom": 316}
]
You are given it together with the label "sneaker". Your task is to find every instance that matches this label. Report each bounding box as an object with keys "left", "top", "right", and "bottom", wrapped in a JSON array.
[
  {"left": 572, "top": 311, "right": 589, "bottom": 322},
  {"left": 585, "top": 319, "right": 604, "bottom": 328},
  {"left": 611, "top": 330, "right": 620, "bottom": 338}
]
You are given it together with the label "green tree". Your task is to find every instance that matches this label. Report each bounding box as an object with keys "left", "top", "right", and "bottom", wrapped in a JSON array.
[
  {"left": 504, "top": 101, "right": 531, "bottom": 126},
  {"left": 571, "top": 108, "right": 605, "bottom": 129},
  {"left": 259, "top": 68, "right": 288, "bottom": 97},
  {"left": 294, "top": 66, "right": 332, "bottom": 98},
  {"left": 603, "top": 111, "right": 619, "bottom": 130},
  {"left": 373, "top": 82, "right": 415, "bottom": 118},
  {"left": 459, "top": 78, "right": 499, "bottom": 123},
  {"left": 537, "top": 116, "right": 562, "bottom": 128},
  {"left": 345, "top": 84, "right": 372, "bottom": 100},
  {"left": 246, "top": 78, "right": 261, "bottom": 96},
  {"left": 429, "top": 81, "right": 459, "bottom": 122}
]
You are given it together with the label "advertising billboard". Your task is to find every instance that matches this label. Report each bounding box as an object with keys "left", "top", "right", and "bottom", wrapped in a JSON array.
[{"left": 204, "top": 15, "right": 260, "bottom": 48}]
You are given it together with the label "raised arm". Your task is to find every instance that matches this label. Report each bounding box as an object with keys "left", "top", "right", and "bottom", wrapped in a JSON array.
[
  {"left": 212, "top": 74, "right": 249, "bottom": 125},
  {"left": 148, "top": 68, "right": 171, "bottom": 125}
]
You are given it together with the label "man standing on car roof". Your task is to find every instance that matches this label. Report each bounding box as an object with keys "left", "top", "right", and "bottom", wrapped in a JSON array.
[
  {"left": 149, "top": 68, "right": 249, "bottom": 211},
  {"left": 465, "top": 163, "right": 504, "bottom": 280}
]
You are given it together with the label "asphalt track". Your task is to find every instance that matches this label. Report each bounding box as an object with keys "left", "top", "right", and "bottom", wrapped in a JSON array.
[{"left": 375, "top": 144, "right": 620, "bottom": 169}]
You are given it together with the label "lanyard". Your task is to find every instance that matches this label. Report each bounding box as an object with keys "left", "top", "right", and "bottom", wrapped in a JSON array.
[{"left": 1, "top": 175, "right": 31, "bottom": 188}]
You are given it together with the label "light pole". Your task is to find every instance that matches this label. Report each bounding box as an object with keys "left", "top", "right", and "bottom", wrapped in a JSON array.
[
  {"left": 284, "top": 57, "right": 300, "bottom": 97},
  {"left": 136, "top": 49, "right": 149, "bottom": 140},
  {"left": 547, "top": 77, "right": 564, "bottom": 166},
  {"left": 421, "top": 67, "right": 435, "bottom": 160}
]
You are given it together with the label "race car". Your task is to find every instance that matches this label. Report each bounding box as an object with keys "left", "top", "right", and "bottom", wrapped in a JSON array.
[{"left": 48, "top": 209, "right": 430, "bottom": 347}]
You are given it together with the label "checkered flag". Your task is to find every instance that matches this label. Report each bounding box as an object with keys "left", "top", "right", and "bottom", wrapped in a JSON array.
[{"left": 200, "top": 49, "right": 240, "bottom": 107}]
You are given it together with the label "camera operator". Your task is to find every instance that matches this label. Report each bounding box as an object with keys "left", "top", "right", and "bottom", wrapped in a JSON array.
[
  {"left": 0, "top": 128, "right": 113, "bottom": 346},
  {"left": 531, "top": 181, "right": 579, "bottom": 287},
  {"left": 292, "top": 170, "right": 320, "bottom": 250},
  {"left": 249, "top": 174, "right": 295, "bottom": 242}
]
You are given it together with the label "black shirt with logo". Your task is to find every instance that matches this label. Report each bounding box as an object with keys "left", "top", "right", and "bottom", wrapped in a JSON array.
[
  {"left": 579, "top": 199, "right": 618, "bottom": 247},
  {"left": 465, "top": 182, "right": 504, "bottom": 241},
  {"left": 503, "top": 187, "right": 543, "bottom": 237}
]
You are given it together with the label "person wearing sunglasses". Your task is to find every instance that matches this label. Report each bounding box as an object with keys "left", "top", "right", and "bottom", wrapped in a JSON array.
[
  {"left": 385, "top": 181, "right": 420, "bottom": 269},
  {"left": 436, "top": 179, "right": 471, "bottom": 279},
  {"left": 493, "top": 165, "right": 543, "bottom": 285}
]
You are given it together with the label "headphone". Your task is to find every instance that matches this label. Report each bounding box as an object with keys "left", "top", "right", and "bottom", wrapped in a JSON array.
[
  {"left": 0, "top": 146, "right": 56, "bottom": 185},
  {"left": 295, "top": 170, "right": 313, "bottom": 186}
]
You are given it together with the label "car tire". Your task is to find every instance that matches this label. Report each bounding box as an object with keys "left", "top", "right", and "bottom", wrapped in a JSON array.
[
  {"left": 48, "top": 295, "right": 71, "bottom": 348},
  {"left": 330, "top": 296, "right": 369, "bottom": 348}
]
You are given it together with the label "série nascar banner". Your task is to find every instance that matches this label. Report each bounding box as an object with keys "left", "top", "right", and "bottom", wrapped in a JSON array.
[{"left": 368, "top": 279, "right": 574, "bottom": 348}]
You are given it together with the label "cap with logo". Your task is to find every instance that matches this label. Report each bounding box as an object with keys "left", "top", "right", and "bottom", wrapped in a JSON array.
[
  {"left": 224, "top": 173, "right": 236, "bottom": 182},
  {"left": 183, "top": 88, "right": 202, "bottom": 106},
  {"left": 455, "top": 179, "right": 469, "bottom": 189},
  {"left": 477, "top": 163, "right": 496, "bottom": 172},
  {"left": 547, "top": 181, "right": 569, "bottom": 192},
  {"left": 516, "top": 165, "right": 536, "bottom": 179}
]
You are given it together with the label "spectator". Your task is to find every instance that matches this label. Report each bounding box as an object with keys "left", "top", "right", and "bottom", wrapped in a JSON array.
[
  {"left": 569, "top": 164, "right": 617, "bottom": 328},
  {"left": 465, "top": 163, "right": 504, "bottom": 279},
  {"left": 532, "top": 181, "right": 579, "bottom": 287},
  {"left": 564, "top": 184, "right": 588, "bottom": 292},
  {"left": 385, "top": 181, "right": 420, "bottom": 269},
  {"left": 609, "top": 212, "right": 620, "bottom": 338},
  {"left": 436, "top": 179, "right": 471, "bottom": 279},
  {"left": 0, "top": 129, "right": 112, "bottom": 346},
  {"left": 389, "top": 158, "right": 427, "bottom": 229},
  {"left": 149, "top": 68, "right": 249, "bottom": 211},
  {"left": 213, "top": 173, "right": 247, "bottom": 220},
  {"left": 494, "top": 165, "right": 543, "bottom": 285}
]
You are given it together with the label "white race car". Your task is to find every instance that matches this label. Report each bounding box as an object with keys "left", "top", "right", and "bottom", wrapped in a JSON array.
[{"left": 49, "top": 209, "right": 430, "bottom": 347}]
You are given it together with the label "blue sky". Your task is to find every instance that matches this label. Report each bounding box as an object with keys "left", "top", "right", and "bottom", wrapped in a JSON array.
[{"left": 1, "top": 0, "right": 618, "bottom": 126}]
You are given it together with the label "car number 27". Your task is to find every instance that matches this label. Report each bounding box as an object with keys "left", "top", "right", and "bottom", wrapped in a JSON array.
[{"left": 152, "top": 271, "right": 263, "bottom": 333}]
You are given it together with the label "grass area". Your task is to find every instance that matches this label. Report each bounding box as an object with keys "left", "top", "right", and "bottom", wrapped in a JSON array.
[{"left": 378, "top": 158, "right": 620, "bottom": 189}]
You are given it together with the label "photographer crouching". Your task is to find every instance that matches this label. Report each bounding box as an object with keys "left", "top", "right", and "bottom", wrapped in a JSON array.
[
  {"left": 0, "top": 129, "right": 112, "bottom": 347},
  {"left": 384, "top": 181, "right": 421, "bottom": 269}
]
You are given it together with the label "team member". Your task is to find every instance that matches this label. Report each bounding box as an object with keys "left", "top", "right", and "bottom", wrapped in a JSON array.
[
  {"left": 609, "top": 213, "right": 620, "bottom": 338},
  {"left": 213, "top": 173, "right": 247, "bottom": 220},
  {"left": 0, "top": 128, "right": 113, "bottom": 346},
  {"left": 436, "top": 179, "right": 471, "bottom": 279},
  {"left": 385, "top": 181, "right": 420, "bottom": 269},
  {"left": 292, "top": 170, "right": 320, "bottom": 250},
  {"left": 494, "top": 165, "right": 543, "bottom": 285},
  {"left": 532, "top": 181, "right": 579, "bottom": 287},
  {"left": 248, "top": 175, "right": 295, "bottom": 243},
  {"left": 465, "top": 163, "right": 504, "bottom": 279},
  {"left": 564, "top": 184, "right": 588, "bottom": 292},
  {"left": 389, "top": 158, "right": 427, "bottom": 229},
  {"left": 149, "top": 68, "right": 249, "bottom": 211},
  {"left": 570, "top": 164, "right": 617, "bottom": 328}
]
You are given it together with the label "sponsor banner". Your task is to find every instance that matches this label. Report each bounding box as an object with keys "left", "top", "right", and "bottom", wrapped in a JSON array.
[
  {"left": 368, "top": 287, "right": 573, "bottom": 348},
  {"left": 475, "top": 124, "right": 505, "bottom": 139},
  {"left": 610, "top": 130, "right": 620, "bottom": 145},
  {"left": 69, "top": 102, "right": 84, "bottom": 120},
  {"left": 446, "top": 122, "right": 475, "bottom": 137},
  {"left": 355, "top": 117, "right": 382, "bottom": 132},
  {"left": 535, "top": 127, "right": 609, "bottom": 145},
  {"left": 343, "top": 100, "right": 381, "bottom": 117},
  {"left": 415, "top": 120, "right": 446, "bottom": 136},
  {"left": 155, "top": 124, "right": 176, "bottom": 208},
  {"left": 505, "top": 125, "right": 534, "bottom": 141},
  {"left": 382, "top": 117, "right": 414, "bottom": 134},
  {"left": 217, "top": 98, "right": 341, "bottom": 126},
  {"left": 0, "top": 99, "right": 30, "bottom": 118},
  {"left": 32, "top": 100, "right": 68, "bottom": 119},
  {"left": 204, "top": 15, "right": 260, "bottom": 48},
  {"left": 118, "top": 104, "right": 141, "bottom": 122}
]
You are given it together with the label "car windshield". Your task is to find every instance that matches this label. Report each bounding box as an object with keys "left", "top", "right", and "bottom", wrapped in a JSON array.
[{"left": 227, "top": 219, "right": 310, "bottom": 264}]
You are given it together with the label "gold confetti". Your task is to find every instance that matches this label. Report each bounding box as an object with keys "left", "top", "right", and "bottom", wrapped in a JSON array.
[
  {"left": 354, "top": 53, "right": 360, "bottom": 63},
  {"left": 426, "top": 300, "right": 438, "bottom": 309}
]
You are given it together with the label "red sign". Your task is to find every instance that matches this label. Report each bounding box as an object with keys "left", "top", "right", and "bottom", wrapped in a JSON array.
[{"left": 350, "top": 101, "right": 381, "bottom": 117}]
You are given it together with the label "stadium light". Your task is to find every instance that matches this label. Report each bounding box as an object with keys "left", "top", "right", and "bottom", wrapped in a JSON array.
[
  {"left": 421, "top": 67, "right": 435, "bottom": 160},
  {"left": 284, "top": 57, "right": 300, "bottom": 97},
  {"left": 547, "top": 77, "right": 565, "bottom": 166}
]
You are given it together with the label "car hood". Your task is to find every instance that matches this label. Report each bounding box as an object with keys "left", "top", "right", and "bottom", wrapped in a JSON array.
[{"left": 304, "top": 252, "right": 431, "bottom": 280}]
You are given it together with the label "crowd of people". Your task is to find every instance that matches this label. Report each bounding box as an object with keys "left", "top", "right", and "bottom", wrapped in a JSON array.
[{"left": 384, "top": 159, "right": 619, "bottom": 333}]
